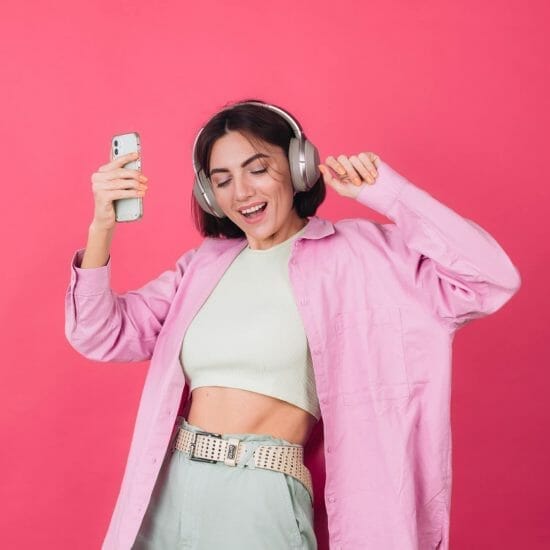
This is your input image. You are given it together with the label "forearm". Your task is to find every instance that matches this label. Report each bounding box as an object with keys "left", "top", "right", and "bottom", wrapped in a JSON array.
[
  {"left": 65, "top": 243, "right": 198, "bottom": 362},
  {"left": 356, "top": 159, "right": 521, "bottom": 330},
  {"left": 80, "top": 222, "right": 115, "bottom": 268}
]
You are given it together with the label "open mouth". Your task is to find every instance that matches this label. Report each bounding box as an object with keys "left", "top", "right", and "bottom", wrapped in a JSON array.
[{"left": 240, "top": 202, "right": 267, "bottom": 219}]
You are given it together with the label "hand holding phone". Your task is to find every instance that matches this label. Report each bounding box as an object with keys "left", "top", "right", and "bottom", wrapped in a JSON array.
[{"left": 89, "top": 135, "right": 148, "bottom": 231}]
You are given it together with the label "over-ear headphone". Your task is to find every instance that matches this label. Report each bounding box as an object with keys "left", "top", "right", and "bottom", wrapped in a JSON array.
[{"left": 192, "top": 100, "right": 320, "bottom": 219}]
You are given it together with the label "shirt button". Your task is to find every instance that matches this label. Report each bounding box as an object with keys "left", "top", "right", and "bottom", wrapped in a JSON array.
[
  {"left": 326, "top": 446, "right": 332, "bottom": 453},
  {"left": 299, "top": 297, "right": 308, "bottom": 305},
  {"left": 328, "top": 496, "right": 336, "bottom": 503}
]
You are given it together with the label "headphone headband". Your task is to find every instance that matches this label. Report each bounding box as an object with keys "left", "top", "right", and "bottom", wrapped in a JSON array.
[{"left": 191, "top": 100, "right": 305, "bottom": 175}]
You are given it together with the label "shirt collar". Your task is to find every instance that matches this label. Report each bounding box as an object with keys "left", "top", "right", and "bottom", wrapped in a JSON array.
[
  {"left": 205, "top": 215, "right": 335, "bottom": 254},
  {"left": 300, "top": 215, "right": 335, "bottom": 240}
]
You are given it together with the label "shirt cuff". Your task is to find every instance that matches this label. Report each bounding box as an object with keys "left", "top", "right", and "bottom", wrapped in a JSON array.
[
  {"left": 355, "top": 159, "right": 410, "bottom": 215},
  {"left": 69, "top": 248, "right": 111, "bottom": 295}
]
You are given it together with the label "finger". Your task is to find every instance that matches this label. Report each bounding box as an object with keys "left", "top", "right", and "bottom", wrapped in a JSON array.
[
  {"left": 108, "top": 168, "right": 146, "bottom": 181},
  {"left": 337, "top": 155, "right": 362, "bottom": 185},
  {"left": 99, "top": 151, "right": 140, "bottom": 173},
  {"left": 349, "top": 155, "right": 375, "bottom": 184},
  {"left": 318, "top": 164, "right": 342, "bottom": 189},
  {"left": 105, "top": 188, "right": 147, "bottom": 200},
  {"left": 96, "top": 178, "right": 148, "bottom": 192},
  {"left": 319, "top": 163, "right": 361, "bottom": 198},
  {"left": 359, "top": 152, "right": 379, "bottom": 176},
  {"left": 325, "top": 156, "right": 346, "bottom": 176},
  {"left": 358, "top": 152, "right": 378, "bottom": 177},
  {"left": 95, "top": 168, "right": 147, "bottom": 182}
]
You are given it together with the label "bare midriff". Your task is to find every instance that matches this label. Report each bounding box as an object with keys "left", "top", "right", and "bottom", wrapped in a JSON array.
[{"left": 184, "top": 386, "right": 319, "bottom": 447}]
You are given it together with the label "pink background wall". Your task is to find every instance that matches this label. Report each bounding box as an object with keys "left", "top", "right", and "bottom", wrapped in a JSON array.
[{"left": 1, "top": 0, "right": 547, "bottom": 548}]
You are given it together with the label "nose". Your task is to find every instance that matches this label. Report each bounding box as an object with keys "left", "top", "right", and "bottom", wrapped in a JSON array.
[{"left": 233, "top": 172, "right": 254, "bottom": 200}]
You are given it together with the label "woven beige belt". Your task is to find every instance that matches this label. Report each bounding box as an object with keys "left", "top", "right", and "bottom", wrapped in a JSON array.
[{"left": 173, "top": 426, "right": 314, "bottom": 502}]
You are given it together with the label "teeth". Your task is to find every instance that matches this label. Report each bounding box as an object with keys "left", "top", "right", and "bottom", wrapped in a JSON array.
[{"left": 241, "top": 203, "right": 266, "bottom": 215}]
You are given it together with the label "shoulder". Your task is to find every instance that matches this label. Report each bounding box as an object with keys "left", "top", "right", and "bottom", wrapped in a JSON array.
[
  {"left": 332, "top": 216, "right": 394, "bottom": 248},
  {"left": 320, "top": 216, "right": 412, "bottom": 267}
]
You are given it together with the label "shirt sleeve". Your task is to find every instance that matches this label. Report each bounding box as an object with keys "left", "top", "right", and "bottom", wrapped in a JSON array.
[
  {"left": 355, "top": 159, "right": 522, "bottom": 332},
  {"left": 64, "top": 246, "right": 197, "bottom": 362}
]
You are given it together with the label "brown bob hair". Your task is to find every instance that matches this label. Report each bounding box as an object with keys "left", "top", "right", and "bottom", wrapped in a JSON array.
[{"left": 191, "top": 98, "right": 326, "bottom": 239}]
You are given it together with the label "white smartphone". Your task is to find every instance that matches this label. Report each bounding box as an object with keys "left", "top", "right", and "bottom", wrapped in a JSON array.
[{"left": 111, "top": 132, "right": 143, "bottom": 222}]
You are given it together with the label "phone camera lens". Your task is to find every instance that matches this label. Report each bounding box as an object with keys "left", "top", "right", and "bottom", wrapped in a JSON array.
[
  {"left": 114, "top": 140, "right": 118, "bottom": 147},
  {"left": 114, "top": 148, "right": 118, "bottom": 155}
]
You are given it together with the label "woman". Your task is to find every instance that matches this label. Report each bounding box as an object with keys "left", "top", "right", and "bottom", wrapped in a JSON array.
[{"left": 65, "top": 99, "right": 521, "bottom": 550}]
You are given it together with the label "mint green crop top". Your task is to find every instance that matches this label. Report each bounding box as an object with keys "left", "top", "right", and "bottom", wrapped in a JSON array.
[{"left": 179, "top": 222, "right": 321, "bottom": 420}]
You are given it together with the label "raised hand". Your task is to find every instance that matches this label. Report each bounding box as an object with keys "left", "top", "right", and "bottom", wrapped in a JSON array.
[{"left": 318, "top": 152, "right": 380, "bottom": 199}]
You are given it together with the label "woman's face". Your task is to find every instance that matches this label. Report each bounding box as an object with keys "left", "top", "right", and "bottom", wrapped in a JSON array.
[{"left": 208, "top": 130, "right": 307, "bottom": 250}]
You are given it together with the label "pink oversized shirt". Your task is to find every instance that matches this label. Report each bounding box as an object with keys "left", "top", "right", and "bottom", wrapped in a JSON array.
[{"left": 65, "top": 159, "right": 521, "bottom": 549}]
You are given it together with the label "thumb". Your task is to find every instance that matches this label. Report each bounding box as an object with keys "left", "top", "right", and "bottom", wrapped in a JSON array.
[
  {"left": 319, "top": 164, "right": 339, "bottom": 190},
  {"left": 318, "top": 164, "right": 333, "bottom": 186}
]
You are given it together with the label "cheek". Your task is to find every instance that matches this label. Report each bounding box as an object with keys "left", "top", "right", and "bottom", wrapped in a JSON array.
[
  {"left": 213, "top": 187, "right": 230, "bottom": 205},
  {"left": 213, "top": 191, "right": 234, "bottom": 216},
  {"left": 268, "top": 174, "right": 293, "bottom": 198}
]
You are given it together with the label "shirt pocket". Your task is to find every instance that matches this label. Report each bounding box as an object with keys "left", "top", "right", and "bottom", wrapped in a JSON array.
[{"left": 334, "top": 306, "right": 410, "bottom": 405}]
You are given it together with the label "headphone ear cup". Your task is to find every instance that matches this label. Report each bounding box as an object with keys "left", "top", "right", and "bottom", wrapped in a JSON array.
[
  {"left": 288, "top": 137, "right": 321, "bottom": 192},
  {"left": 288, "top": 138, "right": 307, "bottom": 192},
  {"left": 304, "top": 139, "right": 321, "bottom": 189},
  {"left": 193, "top": 169, "right": 226, "bottom": 218}
]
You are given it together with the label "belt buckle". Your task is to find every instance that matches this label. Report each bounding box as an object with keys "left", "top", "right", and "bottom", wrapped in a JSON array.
[{"left": 189, "top": 430, "right": 222, "bottom": 463}]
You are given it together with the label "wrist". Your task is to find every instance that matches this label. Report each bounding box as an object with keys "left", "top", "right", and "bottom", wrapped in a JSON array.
[{"left": 89, "top": 220, "right": 115, "bottom": 236}]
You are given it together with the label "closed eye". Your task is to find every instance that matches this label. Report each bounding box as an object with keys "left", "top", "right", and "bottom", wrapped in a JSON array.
[{"left": 215, "top": 168, "right": 267, "bottom": 188}]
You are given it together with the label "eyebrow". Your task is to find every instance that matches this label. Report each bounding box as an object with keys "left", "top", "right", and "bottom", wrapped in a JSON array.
[{"left": 208, "top": 153, "right": 269, "bottom": 176}]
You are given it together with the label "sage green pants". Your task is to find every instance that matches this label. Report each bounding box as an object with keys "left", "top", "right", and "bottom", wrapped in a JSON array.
[{"left": 132, "top": 417, "right": 317, "bottom": 549}]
